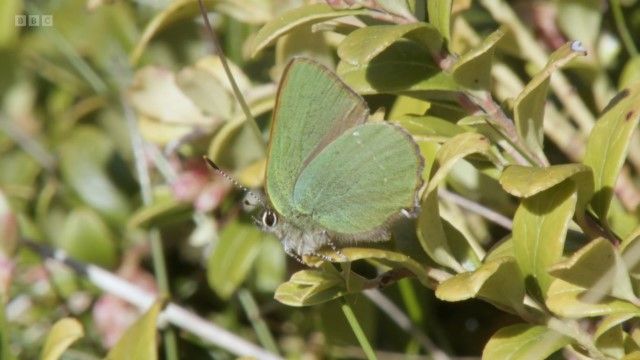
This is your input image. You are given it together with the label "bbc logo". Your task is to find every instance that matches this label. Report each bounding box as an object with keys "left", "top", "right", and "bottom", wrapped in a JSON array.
[{"left": 15, "top": 15, "right": 53, "bottom": 27}]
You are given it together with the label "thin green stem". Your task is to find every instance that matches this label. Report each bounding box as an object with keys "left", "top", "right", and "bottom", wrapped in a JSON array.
[
  {"left": 238, "top": 289, "right": 281, "bottom": 355},
  {"left": 122, "top": 98, "right": 179, "bottom": 360},
  {"left": 340, "top": 299, "right": 377, "bottom": 360},
  {"left": 611, "top": 0, "right": 639, "bottom": 56},
  {"left": 196, "top": 0, "right": 266, "bottom": 155}
]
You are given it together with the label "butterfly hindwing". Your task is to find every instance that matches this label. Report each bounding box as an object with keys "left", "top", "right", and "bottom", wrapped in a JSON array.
[
  {"left": 292, "top": 122, "right": 422, "bottom": 236},
  {"left": 265, "top": 59, "right": 369, "bottom": 219}
]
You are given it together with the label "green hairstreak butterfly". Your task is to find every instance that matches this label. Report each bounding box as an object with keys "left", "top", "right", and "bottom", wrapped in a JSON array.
[{"left": 208, "top": 58, "right": 423, "bottom": 259}]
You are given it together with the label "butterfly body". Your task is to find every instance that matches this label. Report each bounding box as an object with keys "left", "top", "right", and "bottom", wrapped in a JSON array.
[{"left": 255, "top": 58, "right": 424, "bottom": 258}]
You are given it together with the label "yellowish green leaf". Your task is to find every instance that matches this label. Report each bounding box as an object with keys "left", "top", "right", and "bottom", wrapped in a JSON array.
[
  {"left": 436, "top": 257, "right": 524, "bottom": 313},
  {"left": 41, "top": 318, "right": 84, "bottom": 360},
  {"left": 482, "top": 324, "right": 571, "bottom": 360},
  {"left": 251, "top": 4, "right": 366, "bottom": 57},
  {"left": 105, "top": 301, "right": 163, "bottom": 360},
  {"left": 514, "top": 41, "right": 587, "bottom": 161},
  {"left": 549, "top": 238, "right": 636, "bottom": 303},
  {"left": 427, "top": 0, "right": 452, "bottom": 44},
  {"left": 512, "top": 180, "right": 577, "bottom": 295},
  {"left": 58, "top": 208, "right": 117, "bottom": 269},
  {"left": 207, "top": 221, "right": 262, "bottom": 299},
  {"left": 583, "top": 81, "right": 640, "bottom": 220},
  {"left": 546, "top": 280, "right": 640, "bottom": 318},
  {"left": 451, "top": 26, "right": 507, "bottom": 91}
]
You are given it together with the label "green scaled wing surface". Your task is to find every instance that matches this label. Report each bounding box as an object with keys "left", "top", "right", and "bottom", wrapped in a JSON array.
[{"left": 266, "top": 58, "right": 369, "bottom": 218}]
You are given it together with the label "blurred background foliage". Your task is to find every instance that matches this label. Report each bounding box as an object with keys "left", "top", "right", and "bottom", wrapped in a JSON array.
[{"left": 0, "top": 0, "right": 639, "bottom": 359}]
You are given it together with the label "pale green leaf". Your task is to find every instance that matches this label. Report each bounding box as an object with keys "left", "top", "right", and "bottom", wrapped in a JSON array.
[
  {"left": 58, "top": 126, "right": 131, "bottom": 224},
  {"left": 426, "top": 132, "right": 491, "bottom": 195},
  {"left": 58, "top": 208, "right": 117, "bottom": 269},
  {"left": 388, "top": 95, "right": 430, "bottom": 119},
  {"left": 482, "top": 324, "right": 571, "bottom": 360},
  {"left": 595, "top": 313, "right": 636, "bottom": 359},
  {"left": 418, "top": 191, "right": 463, "bottom": 272},
  {"left": 546, "top": 279, "right": 640, "bottom": 318},
  {"left": 337, "top": 23, "right": 442, "bottom": 66},
  {"left": 105, "top": 301, "right": 163, "bottom": 360},
  {"left": 40, "top": 318, "right": 84, "bottom": 360},
  {"left": 427, "top": 0, "right": 452, "bottom": 44},
  {"left": 557, "top": 0, "right": 602, "bottom": 50},
  {"left": 549, "top": 238, "right": 637, "bottom": 303},
  {"left": 392, "top": 115, "right": 466, "bottom": 142},
  {"left": 436, "top": 257, "right": 524, "bottom": 313},
  {"left": 251, "top": 4, "right": 366, "bottom": 57},
  {"left": 583, "top": 81, "right": 640, "bottom": 220},
  {"left": 207, "top": 221, "right": 262, "bottom": 299},
  {"left": 451, "top": 26, "right": 507, "bottom": 91},
  {"left": 512, "top": 180, "right": 577, "bottom": 295},
  {"left": 619, "top": 57, "right": 640, "bottom": 89},
  {"left": 514, "top": 41, "right": 587, "bottom": 161},
  {"left": 0, "top": 0, "right": 20, "bottom": 47}
]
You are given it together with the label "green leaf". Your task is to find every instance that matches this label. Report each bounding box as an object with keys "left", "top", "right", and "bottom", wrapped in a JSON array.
[
  {"left": 436, "top": 257, "right": 525, "bottom": 313},
  {"left": 388, "top": 95, "right": 430, "bottom": 118},
  {"left": 337, "top": 40, "right": 458, "bottom": 95},
  {"left": 426, "top": 132, "right": 491, "bottom": 195},
  {"left": 0, "top": 295, "right": 13, "bottom": 360},
  {"left": 451, "top": 26, "right": 507, "bottom": 91},
  {"left": 127, "top": 188, "right": 192, "bottom": 230},
  {"left": 58, "top": 126, "right": 131, "bottom": 225},
  {"left": 620, "top": 57, "right": 640, "bottom": 89},
  {"left": 58, "top": 208, "right": 118, "bottom": 269},
  {"left": 41, "top": 318, "right": 84, "bottom": 360},
  {"left": 130, "top": 0, "right": 217, "bottom": 64},
  {"left": 482, "top": 324, "right": 572, "bottom": 360},
  {"left": 418, "top": 191, "right": 463, "bottom": 272},
  {"left": 583, "top": 81, "right": 640, "bottom": 220},
  {"left": 499, "top": 164, "right": 593, "bottom": 218},
  {"left": 207, "top": 221, "right": 262, "bottom": 299},
  {"left": 512, "top": 180, "right": 577, "bottom": 295},
  {"left": 0, "top": 190, "right": 17, "bottom": 257},
  {"left": 594, "top": 313, "right": 636, "bottom": 359},
  {"left": 427, "top": 0, "right": 452, "bottom": 45},
  {"left": 514, "top": 41, "right": 587, "bottom": 161},
  {"left": 251, "top": 4, "right": 366, "bottom": 57},
  {"left": 549, "top": 238, "right": 637, "bottom": 303},
  {"left": 392, "top": 115, "right": 466, "bottom": 142},
  {"left": 105, "top": 301, "right": 163, "bottom": 360},
  {"left": 557, "top": 0, "right": 602, "bottom": 50},
  {"left": 0, "top": 0, "right": 20, "bottom": 48},
  {"left": 546, "top": 279, "right": 640, "bottom": 318},
  {"left": 314, "top": 247, "right": 433, "bottom": 287},
  {"left": 274, "top": 264, "right": 364, "bottom": 306},
  {"left": 253, "top": 235, "right": 286, "bottom": 293},
  {"left": 337, "top": 23, "right": 442, "bottom": 65}
]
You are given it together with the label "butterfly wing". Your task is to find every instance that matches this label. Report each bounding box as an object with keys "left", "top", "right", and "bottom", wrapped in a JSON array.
[
  {"left": 266, "top": 58, "right": 369, "bottom": 218},
  {"left": 292, "top": 122, "right": 423, "bottom": 236}
]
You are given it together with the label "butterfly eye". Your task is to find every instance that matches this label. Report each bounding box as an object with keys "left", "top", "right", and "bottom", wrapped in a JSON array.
[{"left": 262, "top": 210, "right": 277, "bottom": 228}]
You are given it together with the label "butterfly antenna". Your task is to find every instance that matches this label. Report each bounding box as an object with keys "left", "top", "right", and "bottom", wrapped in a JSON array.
[
  {"left": 203, "top": 156, "right": 266, "bottom": 207},
  {"left": 196, "top": 0, "right": 265, "bottom": 152}
]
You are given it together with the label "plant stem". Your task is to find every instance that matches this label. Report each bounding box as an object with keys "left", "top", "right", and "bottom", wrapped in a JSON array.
[
  {"left": 122, "top": 98, "right": 179, "bottom": 360},
  {"left": 611, "top": 0, "right": 639, "bottom": 56},
  {"left": 238, "top": 289, "right": 281, "bottom": 355},
  {"left": 196, "top": 0, "right": 266, "bottom": 155},
  {"left": 341, "top": 299, "right": 378, "bottom": 360}
]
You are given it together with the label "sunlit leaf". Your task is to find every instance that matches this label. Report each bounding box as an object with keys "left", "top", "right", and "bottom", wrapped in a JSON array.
[
  {"left": 594, "top": 313, "right": 636, "bottom": 359},
  {"left": 546, "top": 279, "right": 640, "bottom": 318},
  {"left": 549, "top": 238, "right": 636, "bottom": 303},
  {"left": 436, "top": 257, "right": 524, "bottom": 313},
  {"left": 58, "top": 208, "right": 118, "bottom": 269},
  {"left": 251, "top": 4, "right": 366, "bottom": 57},
  {"left": 338, "top": 23, "right": 442, "bottom": 65},
  {"left": 514, "top": 41, "right": 587, "bottom": 162},
  {"left": 105, "top": 301, "right": 163, "bottom": 360},
  {"left": 512, "top": 180, "right": 577, "bottom": 295},
  {"left": 427, "top": 0, "right": 452, "bottom": 44},
  {"left": 583, "top": 81, "right": 640, "bottom": 220},
  {"left": 482, "top": 324, "right": 572, "bottom": 360},
  {"left": 41, "top": 318, "right": 84, "bottom": 360}
]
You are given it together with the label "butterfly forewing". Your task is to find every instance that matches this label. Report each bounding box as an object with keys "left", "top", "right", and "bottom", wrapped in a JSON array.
[
  {"left": 266, "top": 59, "right": 369, "bottom": 218},
  {"left": 292, "top": 122, "right": 422, "bottom": 236}
]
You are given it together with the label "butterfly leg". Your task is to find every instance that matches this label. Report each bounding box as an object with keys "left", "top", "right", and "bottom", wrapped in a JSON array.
[{"left": 326, "top": 237, "right": 348, "bottom": 262}]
